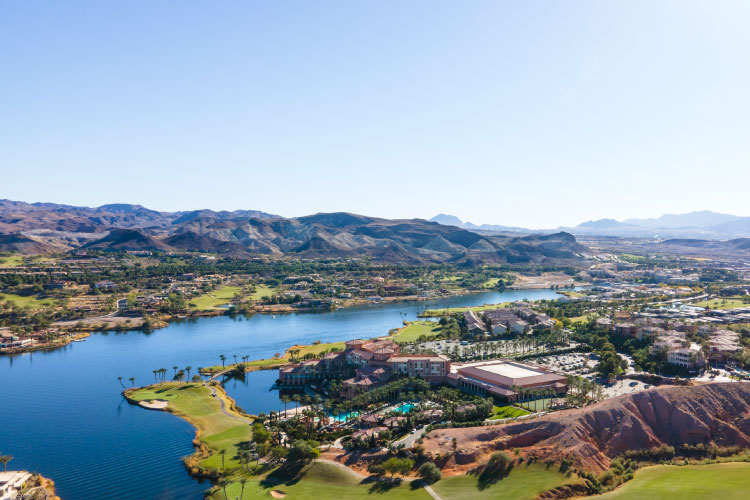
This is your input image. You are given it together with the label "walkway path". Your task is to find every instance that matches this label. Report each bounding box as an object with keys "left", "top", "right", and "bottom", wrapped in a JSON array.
[{"left": 206, "top": 384, "right": 253, "bottom": 424}]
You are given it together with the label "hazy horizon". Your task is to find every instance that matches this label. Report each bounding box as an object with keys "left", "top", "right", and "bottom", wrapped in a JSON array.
[{"left": 2, "top": 1, "right": 749, "bottom": 228}]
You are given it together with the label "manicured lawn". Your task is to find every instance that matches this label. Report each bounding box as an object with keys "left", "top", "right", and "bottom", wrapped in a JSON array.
[
  {"left": 251, "top": 284, "right": 276, "bottom": 301},
  {"left": 390, "top": 321, "right": 442, "bottom": 343},
  {"left": 596, "top": 463, "right": 750, "bottom": 499},
  {"left": 693, "top": 297, "right": 748, "bottom": 310},
  {"left": 0, "top": 255, "right": 23, "bottom": 268},
  {"left": 128, "top": 383, "right": 251, "bottom": 471},
  {"left": 0, "top": 293, "right": 57, "bottom": 309},
  {"left": 191, "top": 286, "right": 242, "bottom": 310},
  {"left": 211, "top": 462, "right": 430, "bottom": 500},
  {"left": 433, "top": 463, "right": 579, "bottom": 500},
  {"left": 489, "top": 405, "right": 531, "bottom": 420},
  {"left": 293, "top": 341, "right": 345, "bottom": 358}
]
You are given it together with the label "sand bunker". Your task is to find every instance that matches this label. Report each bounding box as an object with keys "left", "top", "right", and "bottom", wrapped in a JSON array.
[
  {"left": 139, "top": 399, "right": 168, "bottom": 410},
  {"left": 270, "top": 490, "right": 286, "bottom": 498}
]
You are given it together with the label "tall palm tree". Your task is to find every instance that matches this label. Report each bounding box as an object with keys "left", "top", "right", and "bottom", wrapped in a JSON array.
[
  {"left": 233, "top": 354, "right": 238, "bottom": 365},
  {"left": 173, "top": 365, "right": 178, "bottom": 377},
  {"left": 240, "top": 478, "right": 247, "bottom": 499},
  {"left": 0, "top": 454, "right": 12, "bottom": 473},
  {"left": 217, "top": 477, "right": 229, "bottom": 500},
  {"left": 129, "top": 377, "right": 135, "bottom": 387},
  {"left": 219, "top": 449, "right": 226, "bottom": 471},
  {"left": 117, "top": 376, "right": 125, "bottom": 389},
  {"left": 185, "top": 366, "right": 192, "bottom": 381},
  {"left": 219, "top": 354, "right": 226, "bottom": 368}
]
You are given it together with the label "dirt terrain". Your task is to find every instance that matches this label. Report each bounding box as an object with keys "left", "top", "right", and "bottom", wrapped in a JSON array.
[{"left": 421, "top": 383, "right": 750, "bottom": 473}]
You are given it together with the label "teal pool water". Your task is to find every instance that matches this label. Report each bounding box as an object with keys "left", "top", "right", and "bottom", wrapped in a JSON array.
[{"left": 394, "top": 402, "right": 415, "bottom": 413}]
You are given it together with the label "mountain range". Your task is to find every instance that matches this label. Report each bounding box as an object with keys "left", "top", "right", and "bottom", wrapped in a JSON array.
[
  {"left": 0, "top": 200, "right": 589, "bottom": 265},
  {"left": 431, "top": 210, "right": 750, "bottom": 239}
]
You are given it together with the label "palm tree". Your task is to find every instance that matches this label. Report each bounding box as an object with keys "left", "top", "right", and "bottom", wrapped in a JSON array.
[
  {"left": 173, "top": 365, "right": 178, "bottom": 377},
  {"left": 185, "top": 366, "right": 192, "bottom": 381},
  {"left": 219, "top": 449, "right": 226, "bottom": 471},
  {"left": 129, "top": 377, "right": 135, "bottom": 387},
  {"left": 240, "top": 478, "right": 247, "bottom": 499},
  {"left": 0, "top": 454, "right": 12, "bottom": 473},
  {"left": 233, "top": 354, "right": 238, "bottom": 365},
  {"left": 152, "top": 370, "right": 158, "bottom": 383},
  {"left": 117, "top": 376, "right": 125, "bottom": 389},
  {"left": 217, "top": 477, "right": 229, "bottom": 500},
  {"left": 281, "top": 395, "right": 289, "bottom": 419},
  {"left": 219, "top": 354, "right": 226, "bottom": 368}
]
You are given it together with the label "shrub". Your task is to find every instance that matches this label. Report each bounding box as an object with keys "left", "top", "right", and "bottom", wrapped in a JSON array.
[{"left": 418, "top": 462, "right": 442, "bottom": 484}]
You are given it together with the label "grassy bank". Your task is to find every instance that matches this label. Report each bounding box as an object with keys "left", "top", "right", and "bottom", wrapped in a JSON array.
[
  {"left": 389, "top": 321, "right": 442, "bottom": 344},
  {"left": 596, "top": 463, "right": 750, "bottom": 499},
  {"left": 432, "top": 463, "right": 580, "bottom": 500}
]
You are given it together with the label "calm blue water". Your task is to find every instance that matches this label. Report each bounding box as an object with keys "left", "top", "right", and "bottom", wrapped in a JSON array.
[{"left": 0, "top": 288, "right": 564, "bottom": 499}]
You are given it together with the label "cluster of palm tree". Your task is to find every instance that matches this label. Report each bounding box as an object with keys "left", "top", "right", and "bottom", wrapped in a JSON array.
[{"left": 564, "top": 374, "right": 604, "bottom": 405}]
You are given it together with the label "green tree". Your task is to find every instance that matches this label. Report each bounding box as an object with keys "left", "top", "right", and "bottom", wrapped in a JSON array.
[{"left": 418, "top": 461, "right": 442, "bottom": 483}]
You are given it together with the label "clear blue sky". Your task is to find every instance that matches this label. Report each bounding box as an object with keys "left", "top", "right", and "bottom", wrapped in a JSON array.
[{"left": 1, "top": 1, "right": 749, "bottom": 228}]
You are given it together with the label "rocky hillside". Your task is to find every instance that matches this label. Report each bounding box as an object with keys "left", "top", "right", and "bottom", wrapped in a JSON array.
[
  {"left": 0, "top": 199, "right": 590, "bottom": 264},
  {"left": 423, "top": 383, "right": 750, "bottom": 472}
]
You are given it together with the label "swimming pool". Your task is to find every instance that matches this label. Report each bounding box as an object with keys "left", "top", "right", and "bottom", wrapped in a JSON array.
[{"left": 393, "top": 402, "right": 416, "bottom": 414}]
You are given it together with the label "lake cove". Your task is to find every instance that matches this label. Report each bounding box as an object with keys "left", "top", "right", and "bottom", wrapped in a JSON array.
[{"left": 0, "top": 288, "right": 565, "bottom": 500}]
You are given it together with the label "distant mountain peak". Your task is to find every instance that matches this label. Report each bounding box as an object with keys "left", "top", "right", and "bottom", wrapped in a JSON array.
[{"left": 430, "top": 214, "right": 465, "bottom": 227}]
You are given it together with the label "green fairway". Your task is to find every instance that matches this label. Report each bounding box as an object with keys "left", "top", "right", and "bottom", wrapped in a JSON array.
[
  {"left": 0, "top": 255, "right": 23, "bottom": 268},
  {"left": 693, "top": 297, "right": 748, "bottom": 310},
  {"left": 597, "top": 463, "right": 750, "bottom": 499},
  {"left": 191, "top": 286, "right": 242, "bottom": 310},
  {"left": 127, "top": 383, "right": 252, "bottom": 471},
  {"left": 390, "top": 321, "right": 442, "bottom": 343},
  {"left": 432, "top": 463, "right": 579, "bottom": 500},
  {"left": 489, "top": 405, "right": 531, "bottom": 420},
  {"left": 251, "top": 284, "right": 276, "bottom": 301},
  {"left": 0, "top": 293, "right": 57, "bottom": 309},
  {"left": 211, "top": 462, "right": 431, "bottom": 499}
]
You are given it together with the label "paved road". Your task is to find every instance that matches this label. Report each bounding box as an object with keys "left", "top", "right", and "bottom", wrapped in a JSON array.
[{"left": 393, "top": 427, "right": 426, "bottom": 448}]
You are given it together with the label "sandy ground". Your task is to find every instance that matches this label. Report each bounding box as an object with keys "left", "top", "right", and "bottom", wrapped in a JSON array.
[{"left": 139, "top": 400, "right": 168, "bottom": 410}]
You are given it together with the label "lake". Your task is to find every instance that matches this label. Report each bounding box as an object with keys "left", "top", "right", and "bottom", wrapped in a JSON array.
[{"left": 0, "top": 288, "right": 565, "bottom": 499}]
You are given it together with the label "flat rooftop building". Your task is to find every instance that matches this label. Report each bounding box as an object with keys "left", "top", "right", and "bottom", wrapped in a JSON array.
[{"left": 448, "top": 360, "right": 567, "bottom": 402}]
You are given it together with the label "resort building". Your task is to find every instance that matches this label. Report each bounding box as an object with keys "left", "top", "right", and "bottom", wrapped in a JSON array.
[
  {"left": 707, "top": 329, "right": 742, "bottom": 363},
  {"left": 0, "top": 472, "right": 31, "bottom": 500},
  {"left": 651, "top": 331, "right": 706, "bottom": 371},
  {"left": 447, "top": 360, "right": 567, "bottom": 402},
  {"left": 279, "top": 338, "right": 451, "bottom": 397}
]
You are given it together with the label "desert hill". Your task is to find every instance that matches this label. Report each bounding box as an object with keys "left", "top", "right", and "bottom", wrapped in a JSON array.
[{"left": 423, "top": 383, "right": 750, "bottom": 473}]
